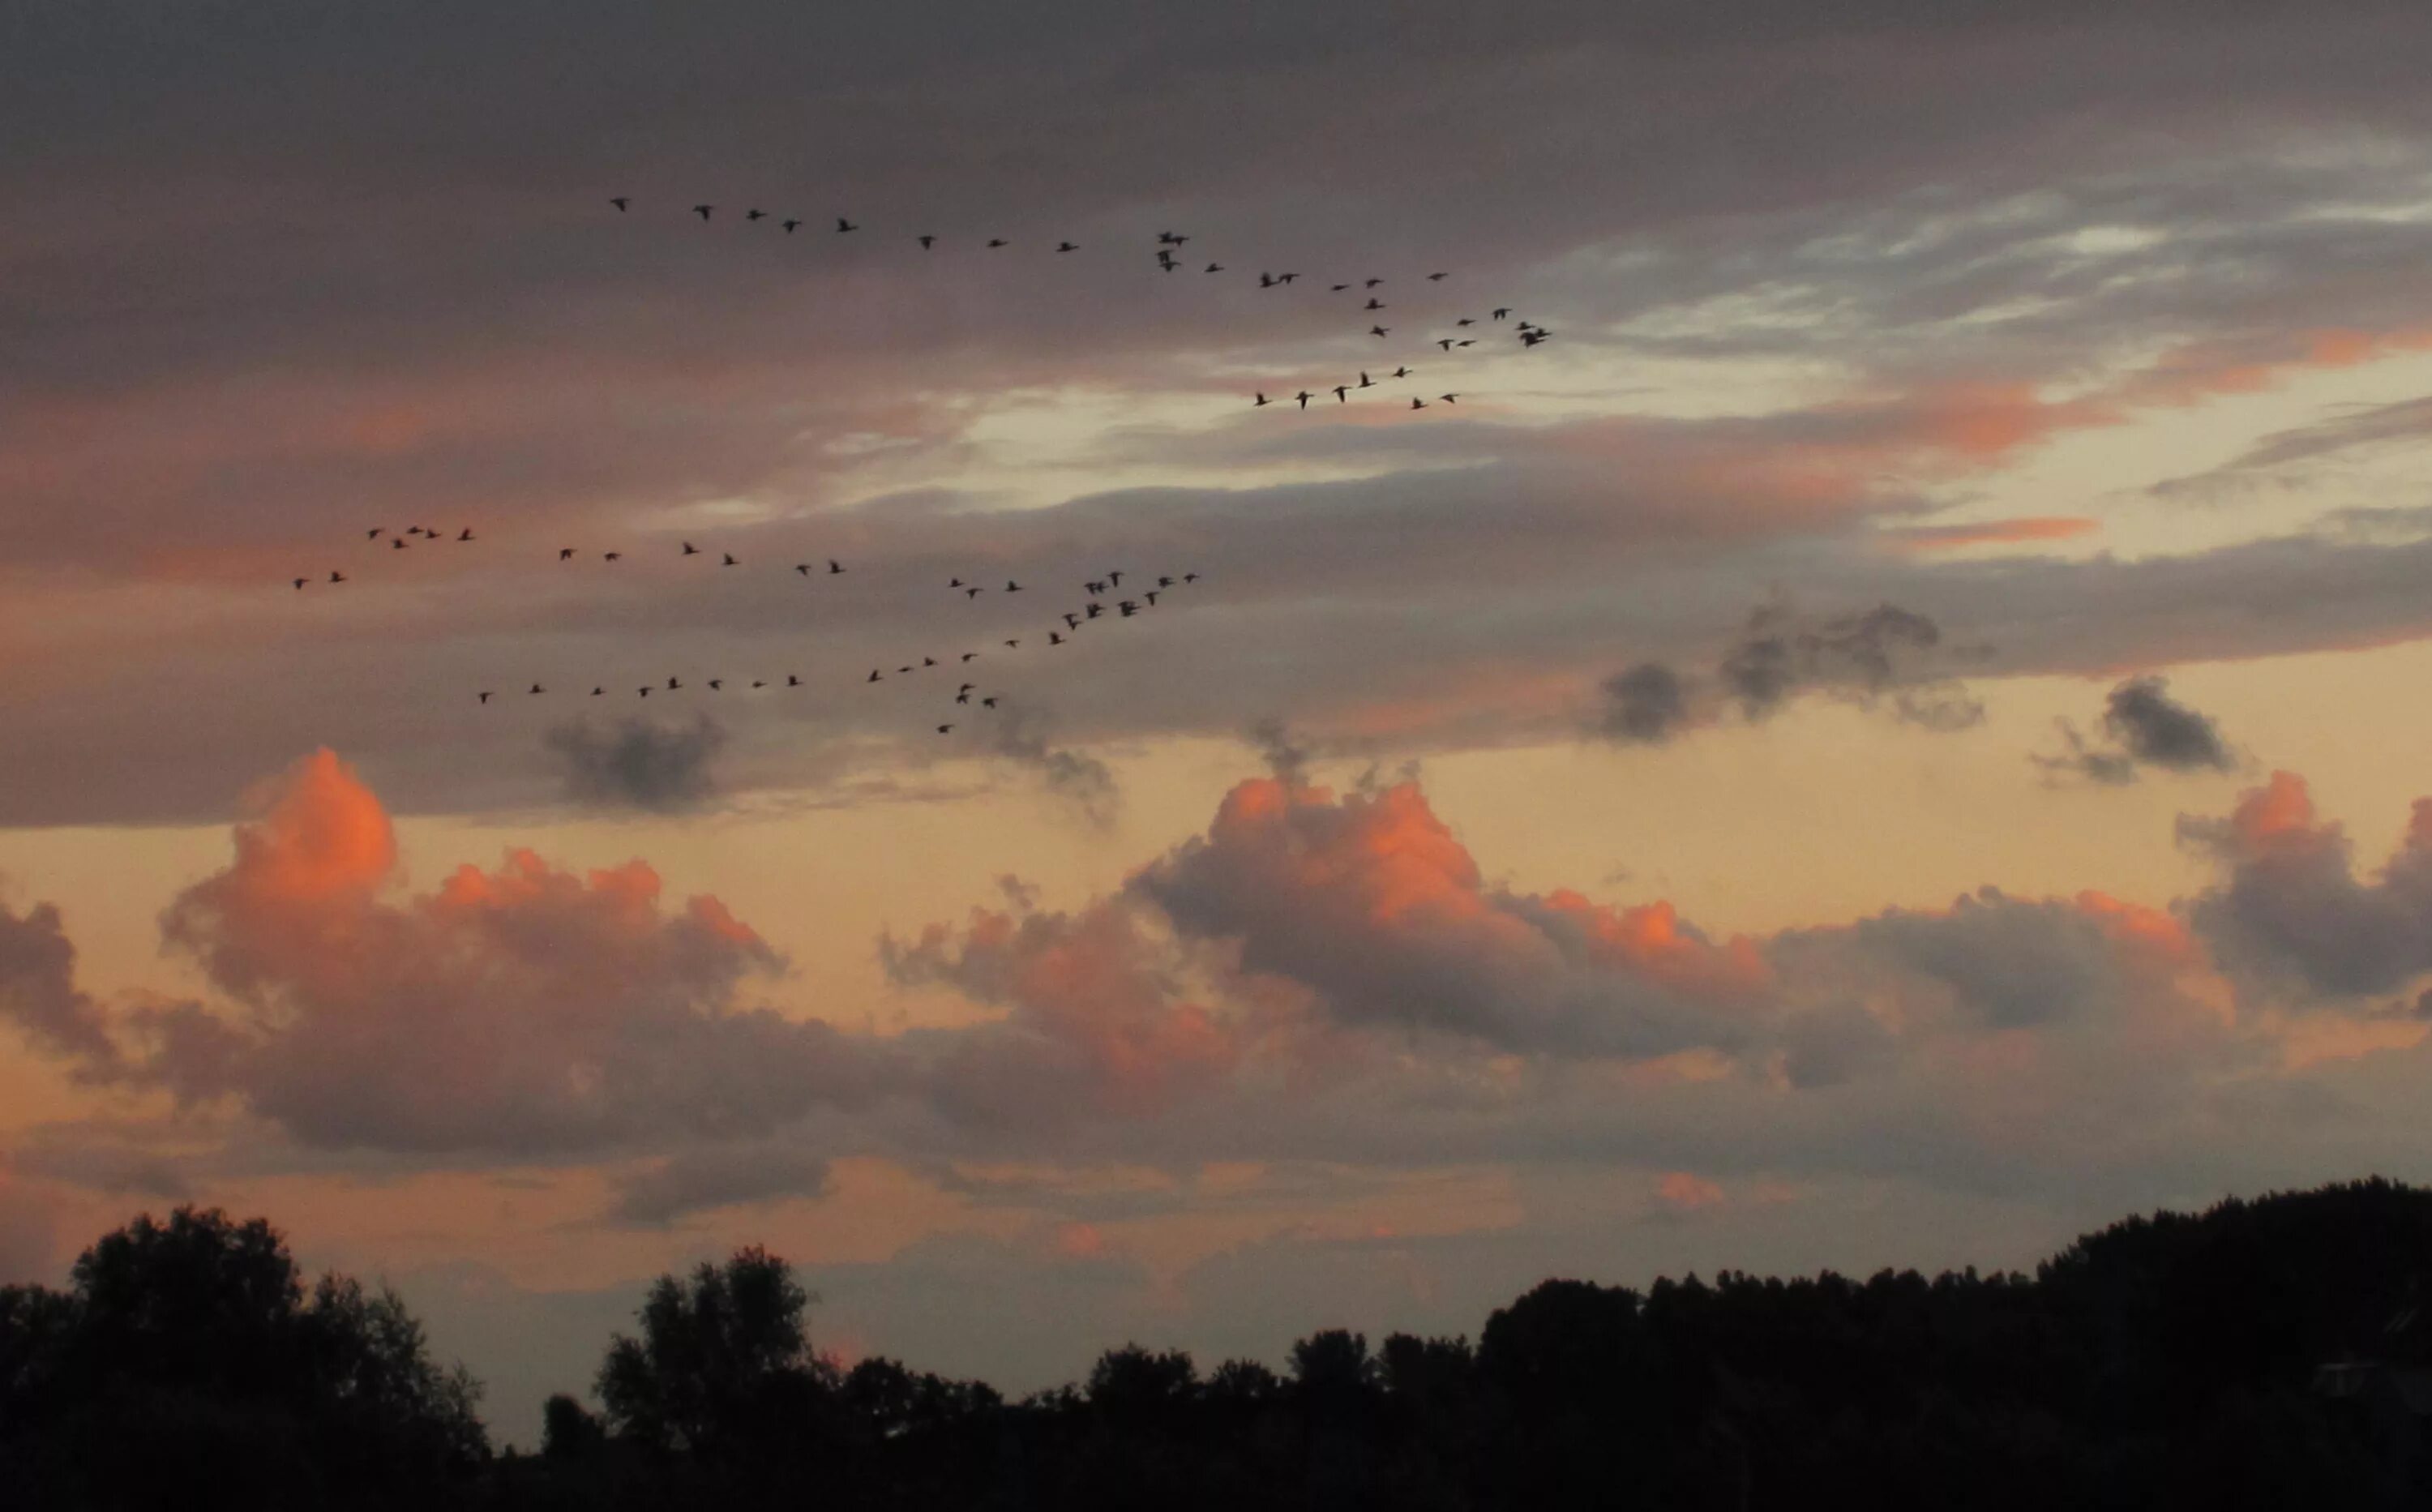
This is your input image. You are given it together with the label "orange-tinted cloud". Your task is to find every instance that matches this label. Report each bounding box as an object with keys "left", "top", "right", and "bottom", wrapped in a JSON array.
[{"left": 1880, "top": 516, "right": 2100, "bottom": 553}]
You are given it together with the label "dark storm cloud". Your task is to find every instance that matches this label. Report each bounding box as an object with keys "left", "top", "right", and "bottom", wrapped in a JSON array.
[
  {"left": 544, "top": 714, "right": 728, "bottom": 812},
  {"left": 972, "top": 705, "right": 1120, "bottom": 829},
  {"left": 2103, "top": 675, "right": 2234, "bottom": 772}
]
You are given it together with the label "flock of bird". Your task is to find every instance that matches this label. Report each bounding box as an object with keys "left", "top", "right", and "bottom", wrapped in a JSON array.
[
  {"left": 600, "top": 196, "right": 1553, "bottom": 412},
  {"left": 292, "top": 526, "right": 1201, "bottom": 735},
  {"left": 287, "top": 196, "right": 1550, "bottom": 734}
]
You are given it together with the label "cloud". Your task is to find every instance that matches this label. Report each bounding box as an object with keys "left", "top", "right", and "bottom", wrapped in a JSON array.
[
  {"left": 123, "top": 749, "right": 899, "bottom": 1154},
  {"left": 2178, "top": 772, "right": 2432, "bottom": 1001},
  {"left": 0, "top": 897, "right": 120, "bottom": 1069},
  {"left": 1879, "top": 516, "right": 2099, "bottom": 553},
  {"left": 1594, "top": 662, "right": 1690, "bottom": 745},
  {"left": 607, "top": 1143, "right": 833, "bottom": 1226},
  {"left": 2036, "top": 674, "right": 2235, "bottom": 784},
  {"left": 973, "top": 706, "right": 1120, "bottom": 829},
  {"left": 544, "top": 714, "right": 728, "bottom": 812}
]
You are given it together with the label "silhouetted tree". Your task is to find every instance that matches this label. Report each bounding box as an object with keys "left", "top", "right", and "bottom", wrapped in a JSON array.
[{"left": 594, "top": 1243, "right": 833, "bottom": 1465}]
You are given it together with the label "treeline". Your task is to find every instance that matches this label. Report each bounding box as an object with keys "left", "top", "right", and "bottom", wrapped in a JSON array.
[{"left": 8, "top": 1180, "right": 2432, "bottom": 1509}]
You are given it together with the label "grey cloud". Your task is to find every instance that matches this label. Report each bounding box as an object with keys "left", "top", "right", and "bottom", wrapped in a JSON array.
[
  {"left": 974, "top": 705, "right": 1120, "bottom": 829},
  {"left": 545, "top": 713, "right": 728, "bottom": 812},
  {"left": 1720, "top": 601, "right": 1984, "bottom": 730},
  {"left": 1596, "top": 662, "right": 1690, "bottom": 744},
  {"left": 2103, "top": 675, "right": 2233, "bottom": 772},
  {"left": 0, "top": 899, "right": 120, "bottom": 1069},
  {"left": 608, "top": 1143, "right": 833, "bottom": 1226}
]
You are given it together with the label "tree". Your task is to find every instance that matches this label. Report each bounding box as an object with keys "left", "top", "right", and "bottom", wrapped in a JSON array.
[{"left": 595, "top": 1244, "right": 831, "bottom": 1460}]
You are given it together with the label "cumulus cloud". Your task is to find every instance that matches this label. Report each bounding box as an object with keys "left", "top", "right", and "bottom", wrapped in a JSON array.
[
  {"left": 122, "top": 749, "right": 899, "bottom": 1153},
  {"left": 0, "top": 897, "right": 119, "bottom": 1069},
  {"left": 2179, "top": 772, "right": 2432, "bottom": 1001},
  {"left": 544, "top": 714, "right": 727, "bottom": 812}
]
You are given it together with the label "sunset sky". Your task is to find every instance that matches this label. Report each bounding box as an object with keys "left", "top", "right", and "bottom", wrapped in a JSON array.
[{"left": 11, "top": 0, "right": 2432, "bottom": 1447}]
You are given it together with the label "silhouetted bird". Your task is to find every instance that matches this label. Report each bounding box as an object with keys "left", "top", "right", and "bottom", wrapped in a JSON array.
[
  {"left": 1391, "top": 366, "right": 1412, "bottom": 378},
  {"left": 560, "top": 548, "right": 575, "bottom": 560},
  {"left": 1205, "top": 263, "right": 1223, "bottom": 272},
  {"left": 837, "top": 217, "right": 858, "bottom": 233},
  {"left": 1120, "top": 601, "right": 1138, "bottom": 616},
  {"left": 987, "top": 238, "right": 1008, "bottom": 248},
  {"left": 722, "top": 554, "right": 738, "bottom": 566},
  {"left": 1296, "top": 391, "right": 1312, "bottom": 409},
  {"left": 529, "top": 683, "right": 545, "bottom": 695},
  {"left": 1005, "top": 580, "right": 1023, "bottom": 593},
  {"left": 1365, "top": 298, "right": 1385, "bottom": 311},
  {"left": 1456, "top": 318, "right": 1475, "bottom": 327},
  {"left": 1493, "top": 307, "right": 1511, "bottom": 320},
  {"left": 1157, "top": 251, "right": 1178, "bottom": 271},
  {"left": 869, "top": 670, "right": 883, "bottom": 683},
  {"left": 1064, "top": 613, "right": 1081, "bottom": 628},
  {"left": 796, "top": 563, "right": 812, "bottom": 576},
  {"left": 1411, "top": 397, "right": 1428, "bottom": 409},
  {"left": 782, "top": 218, "right": 801, "bottom": 233},
  {"left": 708, "top": 679, "right": 723, "bottom": 690},
  {"left": 1428, "top": 271, "right": 1447, "bottom": 281},
  {"left": 328, "top": 572, "right": 345, "bottom": 583},
  {"left": 787, "top": 675, "right": 802, "bottom": 687},
  {"left": 752, "top": 680, "right": 765, "bottom": 688},
  {"left": 639, "top": 686, "right": 650, "bottom": 697},
  {"left": 293, "top": 577, "right": 307, "bottom": 589},
  {"left": 747, "top": 208, "right": 766, "bottom": 221},
  {"left": 605, "top": 551, "right": 622, "bottom": 562},
  {"left": 1049, "top": 631, "right": 1065, "bottom": 645},
  {"left": 392, "top": 538, "right": 407, "bottom": 550},
  {"left": 458, "top": 529, "right": 474, "bottom": 542},
  {"left": 1109, "top": 571, "right": 1124, "bottom": 585},
  {"left": 966, "top": 586, "right": 983, "bottom": 599},
  {"left": 668, "top": 677, "right": 681, "bottom": 690},
  {"left": 1158, "top": 576, "right": 1175, "bottom": 587},
  {"left": 1364, "top": 278, "right": 1384, "bottom": 288},
  {"left": 1184, "top": 572, "right": 1198, "bottom": 582},
  {"left": 829, "top": 559, "right": 844, "bottom": 574},
  {"left": 610, "top": 197, "right": 630, "bottom": 212},
  {"left": 1458, "top": 338, "right": 1475, "bottom": 347},
  {"left": 1438, "top": 339, "right": 1456, "bottom": 350},
  {"left": 956, "top": 692, "right": 970, "bottom": 705},
  {"left": 900, "top": 666, "right": 913, "bottom": 674},
  {"left": 694, "top": 204, "right": 713, "bottom": 221},
  {"left": 1145, "top": 590, "right": 1160, "bottom": 605},
  {"left": 1004, "top": 638, "right": 1021, "bottom": 649},
  {"left": 1059, "top": 241, "right": 1079, "bottom": 252},
  {"left": 478, "top": 691, "right": 494, "bottom": 703},
  {"left": 1278, "top": 272, "right": 1299, "bottom": 284},
  {"left": 1359, "top": 371, "right": 1375, "bottom": 388},
  {"left": 1333, "top": 385, "right": 1348, "bottom": 402},
  {"left": 683, "top": 542, "right": 700, "bottom": 555},
  {"left": 1332, "top": 283, "right": 1350, "bottom": 292},
  {"left": 1254, "top": 392, "right": 1272, "bottom": 407},
  {"left": 1371, "top": 325, "right": 1389, "bottom": 337},
  {"left": 937, "top": 724, "right": 953, "bottom": 734},
  {"left": 962, "top": 652, "right": 979, "bottom": 662},
  {"left": 1441, "top": 393, "right": 1461, "bottom": 404},
  {"left": 369, "top": 528, "right": 382, "bottom": 539},
  {"left": 982, "top": 696, "right": 998, "bottom": 709},
  {"left": 1521, "top": 330, "right": 1549, "bottom": 346},
  {"left": 1086, "top": 602, "right": 1104, "bottom": 619},
  {"left": 949, "top": 577, "right": 964, "bottom": 588},
  {"left": 918, "top": 234, "right": 936, "bottom": 249}
]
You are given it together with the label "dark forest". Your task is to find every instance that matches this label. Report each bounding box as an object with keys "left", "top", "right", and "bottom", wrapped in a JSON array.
[{"left": 8, "top": 1178, "right": 2432, "bottom": 1510}]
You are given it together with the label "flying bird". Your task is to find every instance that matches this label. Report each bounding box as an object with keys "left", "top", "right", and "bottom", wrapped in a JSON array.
[
  {"left": 1364, "top": 278, "right": 1383, "bottom": 288},
  {"left": 918, "top": 234, "right": 936, "bottom": 249},
  {"left": 1109, "top": 571, "right": 1123, "bottom": 585},
  {"left": 1295, "top": 391, "right": 1312, "bottom": 409},
  {"left": 328, "top": 572, "right": 345, "bottom": 583},
  {"left": 1437, "top": 339, "right": 1456, "bottom": 350},
  {"left": 1259, "top": 272, "right": 1276, "bottom": 288},
  {"left": 639, "top": 687, "right": 651, "bottom": 697},
  {"left": 592, "top": 687, "right": 604, "bottom": 696},
  {"left": 1364, "top": 298, "right": 1384, "bottom": 311},
  {"left": 708, "top": 679, "right": 723, "bottom": 691},
  {"left": 1158, "top": 576, "right": 1174, "bottom": 587},
  {"left": 987, "top": 238, "right": 1008, "bottom": 248},
  {"left": 1391, "top": 366, "right": 1412, "bottom": 378},
  {"left": 787, "top": 675, "right": 802, "bottom": 687},
  {"left": 1521, "top": 331, "right": 1549, "bottom": 346},
  {"left": 956, "top": 692, "right": 970, "bottom": 705},
  {"left": 604, "top": 552, "right": 622, "bottom": 562},
  {"left": 1358, "top": 371, "right": 1375, "bottom": 388},
  {"left": 559, "top": 548, "right": 575, "bottom": 560},
  {"left": 292, "top": 577, "right": 306, "bottom": 590},
  {"left": 923, "top": 656, "right": 938, "bottom": 668},
  {"left": 795, "top": 563, "right": 813, "bottom": 576},
  {"left": 478, "top": 691, "right": 494, "bottom": 704},
  {"left": 1333, "top": 385, "right": 1348, "bottom": 402},
  {"left": 667, "top": 677, "right": 681, "bottom": 690},
  {"left": 368, "top": 528, "right": 382, "bottom": 539},
  {"left": 1370, "top": 326, "right": 1389, "bottom": 338},
  {"left": 693, "top": 204, "right": 713, "bottom": 221},
  {"left": 391, "top": 538, "right": 407, "bottom": 550},
  {"left": 837, "top": 217, "right": 858, "bottom": 233},
  {"left": 1064, "top": 613, "right": 1081, "bottom": 629},
  {"left": 1184, "top": 572, "right": 1198, "bottom": 583},
  {"left": 1005, "top": 580, "right": 1023, "bottom": 593},
  {"left": 1254, "top": 392, "right": 1272, "bottom": 407},
  {"left": 949, "top": 577, "right": 964, "bottom": 588},
  {"left": 1428, "top": 272, "right": 1447, "bottom": 281},
  {"left": 1205, "top": 263, "right": 1223, "bottom": 273},
  {"left": 936, "top": 724, "right": 954, "bottom": 735},
  {"left": 1049, "top": 632, "right": 1064, "bottom": 645},
  {"left": 1004, "top": 638, "right": 1021, "bottom": 649},
  {"left": 982, "top": 697, "right": 998, "bottom": 709},
  {"left": 829, "top": 559, "right": 845, "bottom": 574},
  {"left": 1331, "top": 283, "right": 1350, "bottom": 293},
  {"left": 1411, "top": 397, "right": 1428, "bottom": 409},
  {"left": 961, "top": 652, "right": 979, "bottom": 662},
  {"left": 457, "top": 529, "right": 473, "bottom": 542},
  {"left": 1455, "top": 318, "right": 1475, "bottom": 328},
  {"left": 683, "top": 542, "right": 700, "bottom": 555},
  {"left": 1086, "top": 602, "right": 1104, "bottom": 619},
  {"left": 868, "top": 670, "right": 883, "bottom": 683},
  {"left": 529, "top": 683, "right": 545, "bottom": 695},
  {"left": 966, "top": 587, "right": 983, "bottom": 599},
  {"left": 746, "top": 208, "right": 766, "bottom": 221},
  {"left": 1145, "top": 590, "right": 1161, "bottom": 606},
  {"left": 1441, "top": 393, "right": 1461, "bottom": 404},
  {"left": 722, "top": 553, "right": 738, "bottom": 567},
  {"left": 610, "top": 197, "right": 630, "bottom": 212},
  {"left": 1493, "top": 308, "right": 1510, "bottom": 320},
  {"left": 1059, "top": 241, "right": 1079, "bottom": 252}
]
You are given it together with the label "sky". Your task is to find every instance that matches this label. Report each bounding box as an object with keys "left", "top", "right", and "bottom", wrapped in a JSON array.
[{"left": 8, "top": 0, "right": 2432, "bottom": 1448}]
